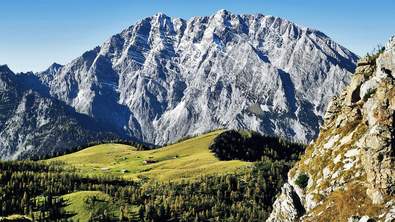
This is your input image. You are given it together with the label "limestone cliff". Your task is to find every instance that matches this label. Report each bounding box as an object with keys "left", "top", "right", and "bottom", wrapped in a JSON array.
[{"left": 268, "top": 36, "right": 395, "bottom": 221}]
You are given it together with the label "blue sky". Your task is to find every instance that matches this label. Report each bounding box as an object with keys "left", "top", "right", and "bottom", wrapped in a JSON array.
[{"left": 1, "top": 0, "right": 394, "bottom": 72}]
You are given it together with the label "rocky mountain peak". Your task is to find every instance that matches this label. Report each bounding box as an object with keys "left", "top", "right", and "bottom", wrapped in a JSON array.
[
  {"left": 214, "top": 9, "right": 230, "bottom": 16},
  {"left": 31, "top": 11, "right": 358, "bottom": 146},
  {"left": 0, "top": 65, "right": 16, "bottom": 88},
  {"left": 45, "top": 63, "right": 63, "bottom": 75},
  {"left": 268, "top": 36, "right": 395, "bottom": 222},
  {"left": 212, "top": 9, "right": 232, "bottom": 20},
  {"left": 154, "top": 12, "right": 168, "bottom": 18},
  {"left": 0, "top": 65, "right": 13, "bottom": 75},
  {"left": 1, "top": 11, "right": 359, "bottom": 159}
]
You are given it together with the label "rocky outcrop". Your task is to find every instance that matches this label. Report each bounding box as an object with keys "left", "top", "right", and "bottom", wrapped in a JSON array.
[
  {"left": 268, "top": 36, "right": 395, "bottom": 221},
  {"left": 267, "top": 183, "right": 305, "bottom": 222}
]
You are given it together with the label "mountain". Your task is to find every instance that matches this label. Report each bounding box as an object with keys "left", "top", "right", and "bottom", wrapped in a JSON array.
[
  {"left": 0, "top": 65, "right": 120, "bottom": 160},
  {"left": 267, "top": 36, "right": 395, "bottom": 222},
  {"left": 33, "top": 9, "right": 358, "bottom": 146}
]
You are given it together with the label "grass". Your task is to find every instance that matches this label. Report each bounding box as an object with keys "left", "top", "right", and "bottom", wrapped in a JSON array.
[
  {"left": 0, "top": 214, "right": 31, "bottom": 221},
  {"left": 304, "top": 182, "right": 385, "bottom": 222},
  {"left": 47, "top": 130, "right": 251, "bottom": 221},
  {"left": 62, "top": 191, "right": 114, "bottom": 222},
  {"left": 49, "top": 130, "right": 252, "bottom": 181}
]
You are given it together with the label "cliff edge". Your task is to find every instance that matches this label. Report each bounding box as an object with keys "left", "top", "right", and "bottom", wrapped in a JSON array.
[{"left": 268, "top": 36, "right": 395, "bottom": 222}]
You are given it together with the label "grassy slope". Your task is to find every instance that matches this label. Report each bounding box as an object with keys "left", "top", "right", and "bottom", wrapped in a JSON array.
[
  {"left": 62, "top": 191, "right": 114, "bottom": 222},
  {"left": 47, "top": 131, "right": 251, "bottom": 221},
  {"left": 0, "top": 214, "right": 31, "bottom": 221},
  {"left": 50, "top": 130, "right": 251, "bottom": 181}
]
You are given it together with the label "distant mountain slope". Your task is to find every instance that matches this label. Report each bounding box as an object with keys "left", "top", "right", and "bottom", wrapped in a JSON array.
[
  {"left": 0, "top": 65, "right": 119, "bottom": 160},
  {"left": 35, "top": 9, "right": 358, "bottom": 146}
]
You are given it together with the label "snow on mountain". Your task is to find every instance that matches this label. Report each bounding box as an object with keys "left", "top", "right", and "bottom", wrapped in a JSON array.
[{"left": 34, "top": 9, "right": 358, "bottom": 146}]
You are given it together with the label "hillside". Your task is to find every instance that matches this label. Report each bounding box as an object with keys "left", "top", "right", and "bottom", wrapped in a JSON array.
[
  {"left": 0, "top": 130, "right": 306, "bottom": 221},
  {"left": 267, "top": 36, "right": 395, "bottom": 222},
  {"left": 61, "top": 191, "right": 116, "bottom": 222},
  {"left": 50, "top": 130, "right": 251, "bottom": 181}
]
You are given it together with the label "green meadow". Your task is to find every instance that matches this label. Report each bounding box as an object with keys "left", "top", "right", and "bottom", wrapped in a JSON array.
[{"left": 50, "top": 130, "right": 252, "bottom": 181}]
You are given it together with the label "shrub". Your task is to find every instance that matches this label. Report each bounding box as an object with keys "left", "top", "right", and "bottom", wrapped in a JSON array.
[
  {"left": 362, "top": 88, "right": 376, "bottom": 101},
  {"left": 365, "top": 44, "right": 385, "bottom": 65},
  {"left": 295, "top": 173, "right": 309, "bottom": 189}
]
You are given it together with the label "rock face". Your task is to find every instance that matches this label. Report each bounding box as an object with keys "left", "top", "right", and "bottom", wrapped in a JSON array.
[
  {"left": 267, "top": 36, "right": 395, "bottom": 222},
  {"left": 267, "top": 183, "right": 305, "bottom": 222},
  {"left": 0, "top": 65, "right": 119, "bottom": 160},
  {"left": 34, "top": 9, "right": 357, "bottom": 146},
  {"left": 0, "top": 10, "right": 358, "bottom": 159}
]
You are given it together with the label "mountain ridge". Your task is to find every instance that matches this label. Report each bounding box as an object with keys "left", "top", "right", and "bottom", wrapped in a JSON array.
[
  {"left": 0, "top": 66, "right": 122, "bottom": 159},
  {"left": 0, "top": 10, "right": 358, "bottom": 159},
  {"left": 33, "top": 10, "right": 358, "bottom": 144}
]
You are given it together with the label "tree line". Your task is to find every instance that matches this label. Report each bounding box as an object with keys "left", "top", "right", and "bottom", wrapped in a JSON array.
[
  {"left": 0, "top": 130, "right": 304, "bottom": 221},
  {"left": 209, "top": 130, "right": 305, "bottom": 161}
]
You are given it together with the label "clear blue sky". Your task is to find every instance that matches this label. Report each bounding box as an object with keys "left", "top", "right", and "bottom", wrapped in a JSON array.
[{"left": 1, "top": 0, "right": 394, "bottom": 72}]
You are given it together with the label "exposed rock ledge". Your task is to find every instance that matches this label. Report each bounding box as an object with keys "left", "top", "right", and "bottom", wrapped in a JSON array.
[
  {"left": 267, "top": 36, "right": 395, "bottom": 221},
  {"left": 267, "top": 183, "right": 305, "bottom": 222}
]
